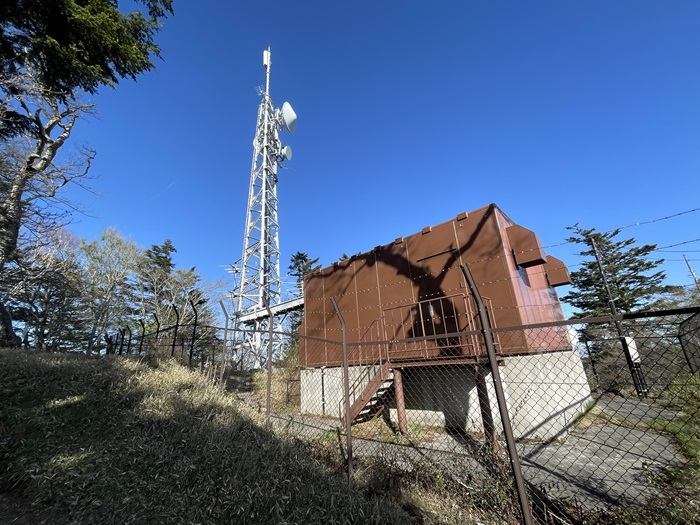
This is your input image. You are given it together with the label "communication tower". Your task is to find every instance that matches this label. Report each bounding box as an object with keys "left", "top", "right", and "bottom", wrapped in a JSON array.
[{"left": 231, "top": 48, "right": 297, "bottom": 368}]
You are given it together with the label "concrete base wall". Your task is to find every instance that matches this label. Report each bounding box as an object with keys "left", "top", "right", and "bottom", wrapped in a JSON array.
[
  {"left": 300, "top": 366, "right": 368, "bottom": 418},
  {"left": 501, "top": 351, "right": 592, "bottom": 440},
  {"left": 300, "top": 350, "right": 591, "bottom": 441},
  {"left": 387, "top": 365, "right": 499, "bottom": 433}
]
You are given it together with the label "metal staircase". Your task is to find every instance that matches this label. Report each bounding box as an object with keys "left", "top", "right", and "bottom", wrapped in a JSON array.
[{"left": 343, "top": 362, "right": 394, "bottom": 425}]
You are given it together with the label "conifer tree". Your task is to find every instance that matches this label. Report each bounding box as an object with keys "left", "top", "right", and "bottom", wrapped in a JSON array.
[
  {"left": 288, "top": 251, "right": 320, "bottom": 295},
  {"left": 137, "top": 239, "right": 177, "bottom": 325},
  {"left": 286, "top": 252, "right": 320, "bottom": 351},
  {"left": 562, "top": 225, "right": 674, "bottom": 317}
]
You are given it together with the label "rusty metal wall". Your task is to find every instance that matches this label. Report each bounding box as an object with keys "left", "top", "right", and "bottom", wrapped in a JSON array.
[{"left": 300, "top": 204, "right": 571, "bottom": 368}]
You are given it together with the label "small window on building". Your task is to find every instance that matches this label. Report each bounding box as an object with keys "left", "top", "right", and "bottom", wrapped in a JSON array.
[{"left": 512, "top": 249, "right": 531, "bottom": 287}]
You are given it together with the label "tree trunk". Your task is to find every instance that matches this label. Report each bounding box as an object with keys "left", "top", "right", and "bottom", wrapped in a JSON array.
[
  {"left": 86, "top": 321, "right": 98, "bottom": 356},
  {"left": 0, "top": 302, "right": 21, "bottom": 347},
  {"left": 0, "top": 98, "right": 84, "bottom": 349}
]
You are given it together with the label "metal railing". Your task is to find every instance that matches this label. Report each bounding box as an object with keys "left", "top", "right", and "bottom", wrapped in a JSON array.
[{"left": 103, "top": 297, "right": 700, "bottom": 523}]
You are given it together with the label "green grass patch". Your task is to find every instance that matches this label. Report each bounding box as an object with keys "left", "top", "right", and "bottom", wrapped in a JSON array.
[
  {"left": 657, "top": 375, "right": 700, "bottom": 460},
  {"left": 627, "top": 374, "right": 700, "bottom": 524}
]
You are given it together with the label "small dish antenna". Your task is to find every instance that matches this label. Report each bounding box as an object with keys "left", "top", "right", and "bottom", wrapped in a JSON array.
[
  {"left": 280, "top": 145, "right": 293, "bottom": 161},
  {"left": 281, "top": 101, "right": 297, "bottom": 133}
]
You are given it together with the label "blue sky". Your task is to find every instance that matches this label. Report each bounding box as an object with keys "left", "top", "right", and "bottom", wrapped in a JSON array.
[{"left": 65, "top": 1, "right": 700, "bottom": 305}]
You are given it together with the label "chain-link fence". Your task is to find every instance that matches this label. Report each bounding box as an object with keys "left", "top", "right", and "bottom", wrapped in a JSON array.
[
  {"left": 106, "top": 303, "right": 700, "bottom": 523},
  {"left": 260, "top": 307, "right": 700, "bottom": 523}
]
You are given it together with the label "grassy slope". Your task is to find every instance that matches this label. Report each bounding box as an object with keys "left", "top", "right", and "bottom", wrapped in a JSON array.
[
  {"left": 0, "top": 349, "right": 415, "bottom": 525},
  {"left": 5, "top": 348, "right": 697, "bottom": 524}
]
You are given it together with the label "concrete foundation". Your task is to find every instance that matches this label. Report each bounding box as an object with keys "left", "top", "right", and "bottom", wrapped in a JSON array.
[
  {"left": 300, "top": 366, "right": 367, "bottom": 419},
  {"left": 300, "top": 350, "right": 591, "bottom": 441}
]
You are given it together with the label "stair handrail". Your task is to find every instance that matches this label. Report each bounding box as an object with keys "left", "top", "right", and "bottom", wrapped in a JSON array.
[{"left": 345, "top": 319, "right": 389, "bottom": 407}]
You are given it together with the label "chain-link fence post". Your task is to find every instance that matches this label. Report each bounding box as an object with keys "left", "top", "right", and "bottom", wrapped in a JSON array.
[
  {"left": 170, "top": 305, "right": 179, "bottom": 358},
  {"left": 117, "top": 328, "right": 125, "bottom": 355},
  {"left": 219, "top": 301, "right": 230, "bottom": 390},
  {"left": 189, "top": 298, "right": 198, "bottom": 367},
  {"left": 153, "top": 313, "right": 161, "bottom": 353},
  {"left": 264, "top": 297, "right": 274, "bottom": 427},
  {"left": 138, "top": 319, "right": 146, "bottom": 355},
  {"left": 474, "top": 362, "right": 498, "bottom": 451},
  {"left": 330, "top": 296, "right": 353, "bottom": 479},
  {"left": 461, "top": 263, "right": 534, "bottom": 525},
  {"left": 125, "top": 326, "right": 132, "bottom": 355}
]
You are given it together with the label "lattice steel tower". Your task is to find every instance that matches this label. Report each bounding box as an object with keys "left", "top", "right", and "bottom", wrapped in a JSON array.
[{"left": 232, "top": 48, "right": 297, "bottom": 368}]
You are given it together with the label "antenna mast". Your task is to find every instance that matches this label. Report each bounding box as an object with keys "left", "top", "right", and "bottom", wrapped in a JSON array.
[{"left": 232, "top": 48, "right": 297, "bottom": 368}]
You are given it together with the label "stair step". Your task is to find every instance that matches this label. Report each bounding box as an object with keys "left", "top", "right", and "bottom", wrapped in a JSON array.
[{"left": 344, "top": 363, "right": 394, "bottom": 426}]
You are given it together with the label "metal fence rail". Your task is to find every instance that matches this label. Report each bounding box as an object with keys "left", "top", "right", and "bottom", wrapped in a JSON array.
[
  {"left": 107, "top": 305, "right": 700, "bottom": 523},
  {"left": 283, "top": 307, "right": 700, "bottom": 523}
]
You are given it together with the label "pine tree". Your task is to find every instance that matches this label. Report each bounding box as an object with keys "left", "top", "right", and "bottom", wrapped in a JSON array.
[
  {"left": 137, "top": 239, "right": 177, "bottom": 325},
  {"left": 288, "top": 252, "right": 320, "bottom": 296},
  {"left": 136, "top": 240, "right": 215, "bottom": 362},
  {"left": 562, "top": 225, "right": 675, "bottom": 318},
  {"left": 286, "top": 252, "right": 320, "bottom": 351}
]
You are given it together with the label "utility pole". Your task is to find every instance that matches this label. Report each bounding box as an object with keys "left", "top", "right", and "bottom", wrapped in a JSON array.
[
  {"left": 591, "top": 238, "right": 647, "bottom": 397},
  {"left": 231, "top": 48, "right": 297, "bottom": 369},
  {"left": 684, "top": 254, "right": 700, "bottom": 292}
]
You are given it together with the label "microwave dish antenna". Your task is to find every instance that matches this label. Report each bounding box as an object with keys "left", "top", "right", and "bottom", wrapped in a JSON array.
[{"left": 230, "top": 47, "right": 298, "bottom": 368}]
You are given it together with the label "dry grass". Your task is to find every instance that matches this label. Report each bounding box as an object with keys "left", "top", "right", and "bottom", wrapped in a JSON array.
[
  {"left": 6, "top": 347, "right": 696, "bottom": 524},
  {"left": 0, "top": 349, "right": 416, "bottom": 524}
]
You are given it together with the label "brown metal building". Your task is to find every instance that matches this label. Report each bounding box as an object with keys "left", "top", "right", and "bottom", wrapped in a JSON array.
[{"left": 300, "top": 203, "right": 571, "bottom": 368}]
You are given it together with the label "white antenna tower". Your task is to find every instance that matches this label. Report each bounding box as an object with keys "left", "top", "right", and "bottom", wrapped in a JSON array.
[{"left": 232, "top": 48, "right": 297, "bottom": 368}]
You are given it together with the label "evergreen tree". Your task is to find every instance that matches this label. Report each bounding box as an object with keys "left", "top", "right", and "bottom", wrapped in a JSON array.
[
  {"left": 137, "top": 239, "right": 177, "bottom": 325},
  {"left": 287, "top": 252, "right": 320, "bottom": 343},
  {"left": 1, "top": 0, "right": 173, "bottom": 138},
  {"left": 136, "top": 240, "right": 215, "bottom": 353},
  {"left": 288, "top": 252, "right": 320, "bottom": 296},
  {"left": 562, "top": 225, "right": 675, "bottom": 318}
]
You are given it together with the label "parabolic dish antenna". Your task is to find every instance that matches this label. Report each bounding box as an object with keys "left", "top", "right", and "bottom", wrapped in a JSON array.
[{"left": 281, "top": 101, "right": 297, "bottom": 133}]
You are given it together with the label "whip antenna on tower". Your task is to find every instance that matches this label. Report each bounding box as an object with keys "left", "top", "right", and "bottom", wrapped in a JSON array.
[{"left": 231, "top": 48, "right": 298, "bottom": 369}]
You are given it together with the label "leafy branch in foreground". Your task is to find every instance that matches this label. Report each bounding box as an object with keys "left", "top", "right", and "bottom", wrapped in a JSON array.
[{"left": 1, "top": 0, "right": 174, "bottom": 139}]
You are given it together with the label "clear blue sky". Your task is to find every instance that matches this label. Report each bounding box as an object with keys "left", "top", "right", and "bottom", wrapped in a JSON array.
[{"left": 65, "top": 1, "right": 700, "bottom": 304}]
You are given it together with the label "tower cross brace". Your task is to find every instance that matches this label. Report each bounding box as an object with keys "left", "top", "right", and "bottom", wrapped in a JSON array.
[{"left": 232, "top": 48, "right": 297, "bottom": 368}]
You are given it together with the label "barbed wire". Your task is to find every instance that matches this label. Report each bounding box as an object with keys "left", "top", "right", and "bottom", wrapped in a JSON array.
[
  {"left": 655, "top": 238, "right": 700, "bottom": 250},
  {"left": 539, "top": 207, "right": 700, "bottom": 251},
  {"left": 616, "top": 207, "right": 700, "bottom": 231}
]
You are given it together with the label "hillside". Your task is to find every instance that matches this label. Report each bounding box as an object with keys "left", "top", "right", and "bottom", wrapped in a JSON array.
[{"left": 0, "top": 349, "right": 417, "bottom": 525}]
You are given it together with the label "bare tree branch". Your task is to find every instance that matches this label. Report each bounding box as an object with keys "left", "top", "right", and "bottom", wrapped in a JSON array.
[{"left": 0, "top": 86, "right": 95, "bottom": 272}]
